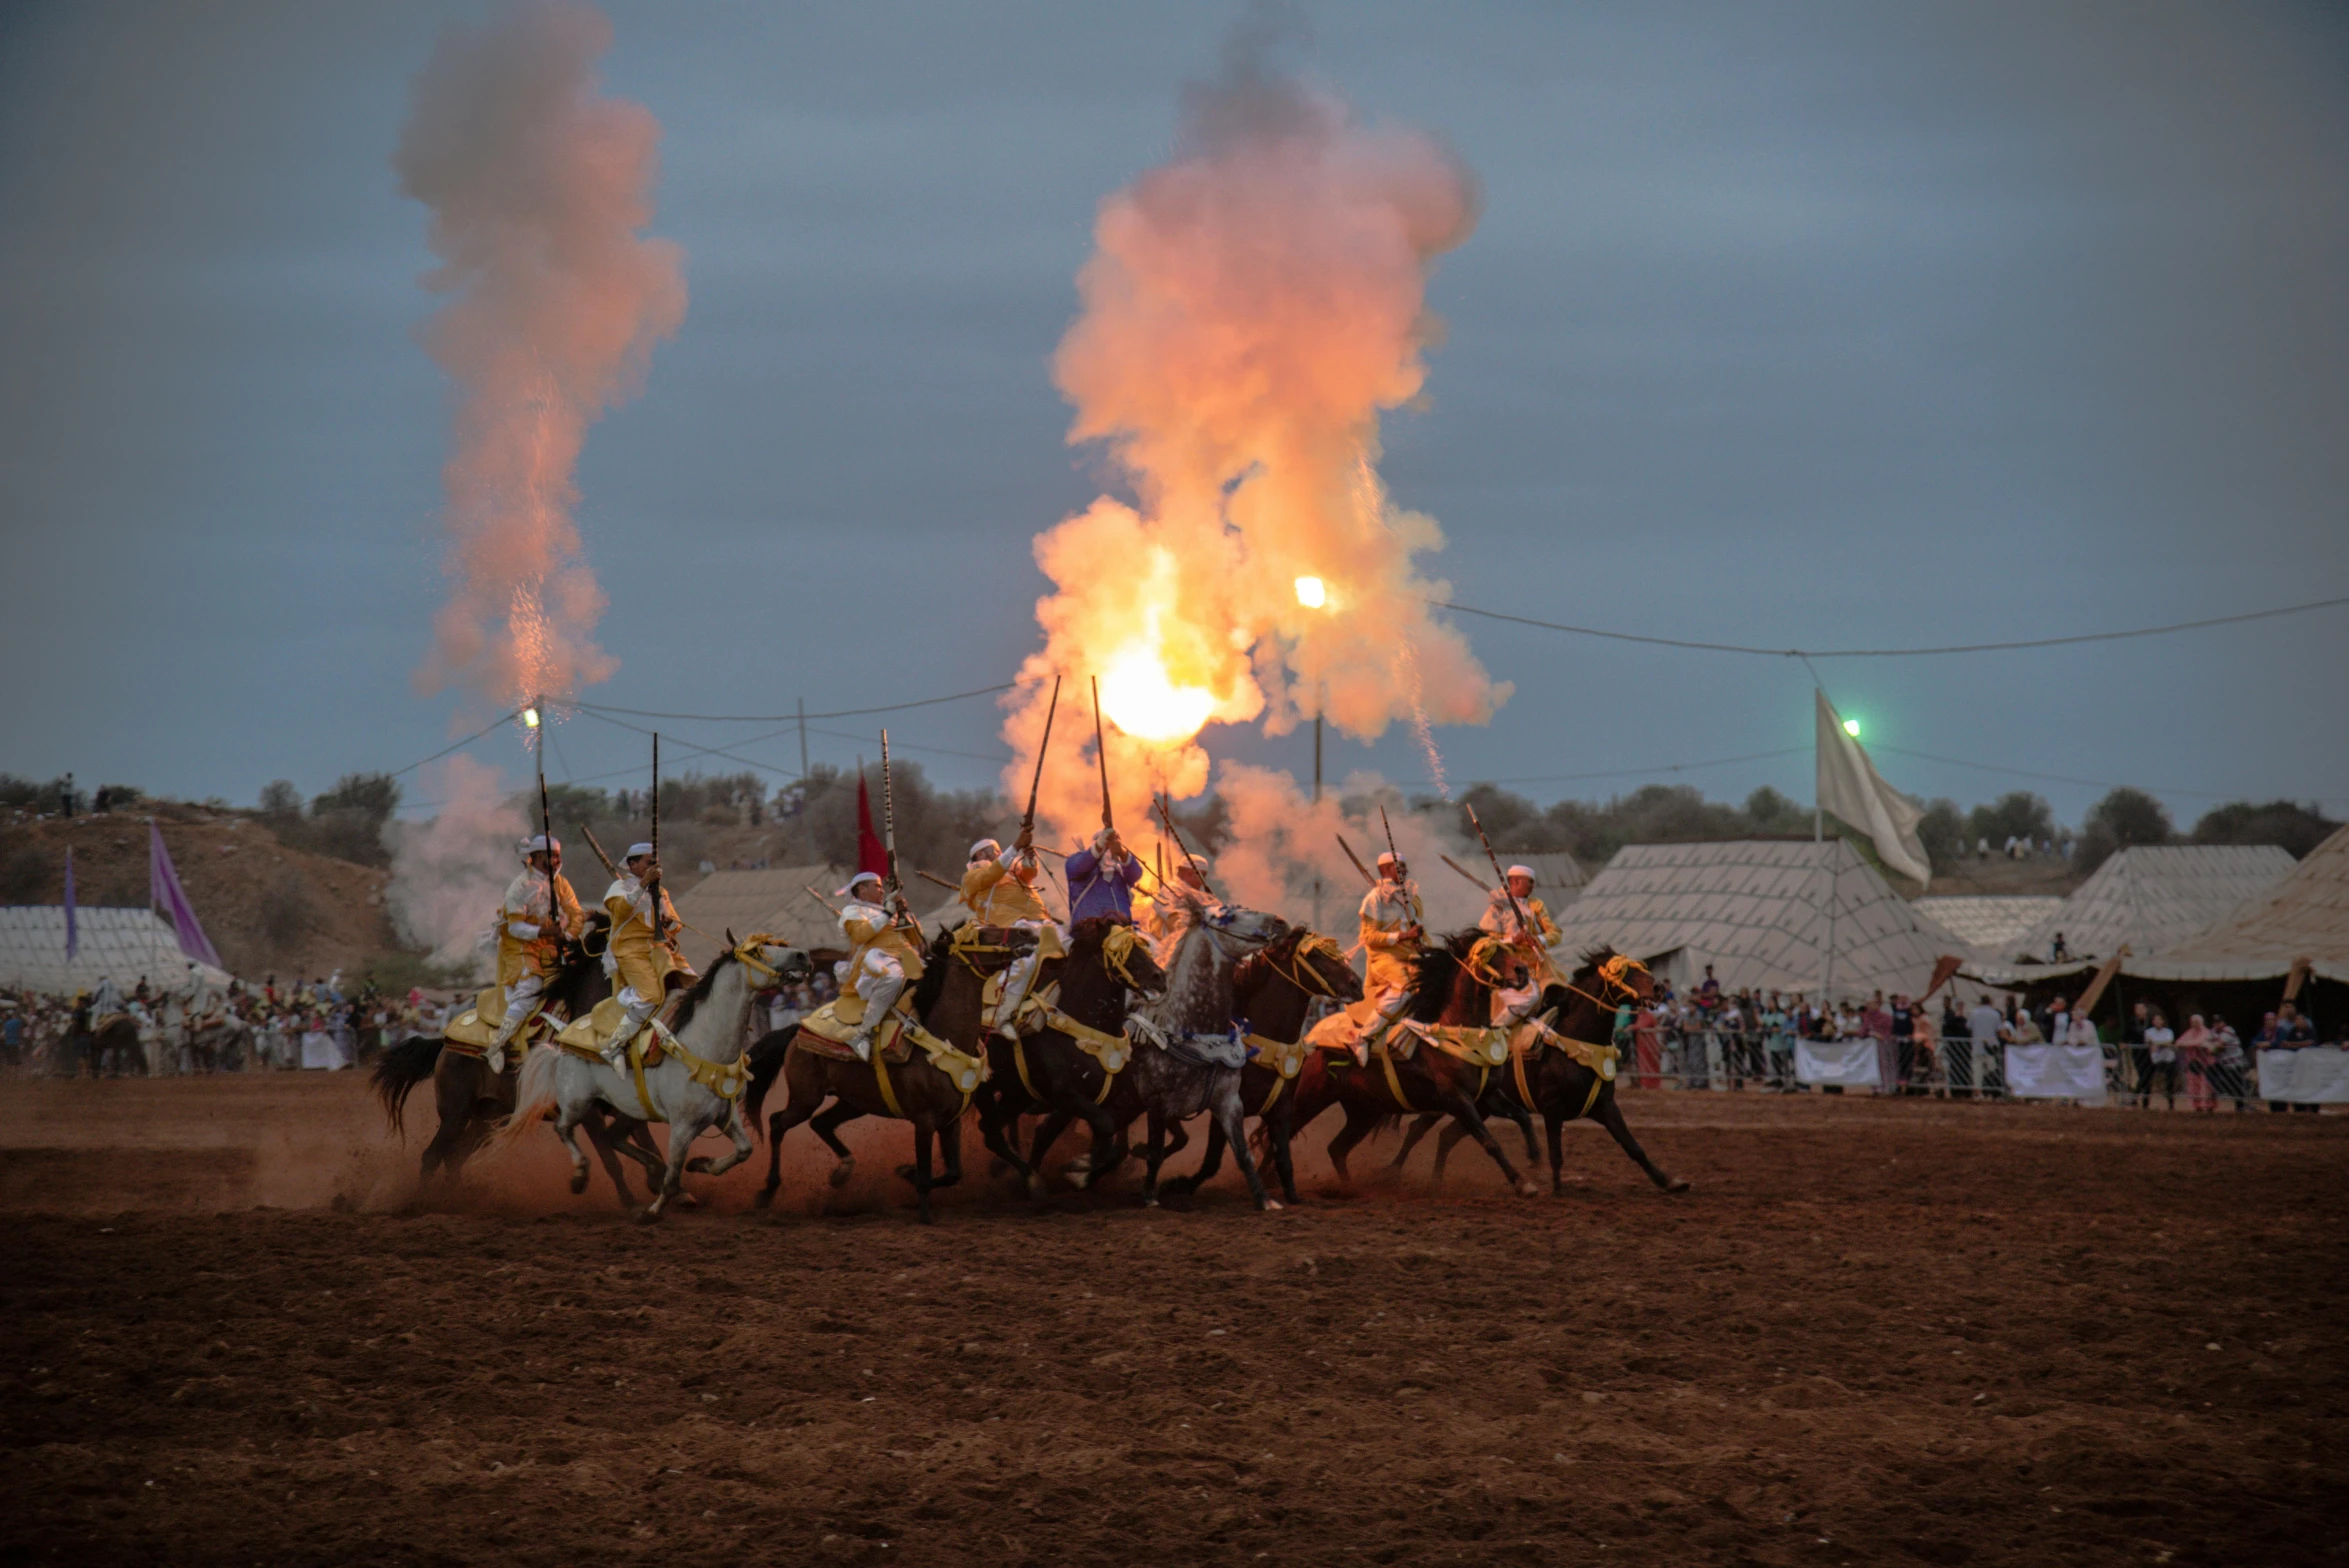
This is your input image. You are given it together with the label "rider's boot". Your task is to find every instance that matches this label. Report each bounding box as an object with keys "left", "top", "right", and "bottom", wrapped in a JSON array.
[{"left": 847, "top": 977, "right": 906, "bottom": 1064}]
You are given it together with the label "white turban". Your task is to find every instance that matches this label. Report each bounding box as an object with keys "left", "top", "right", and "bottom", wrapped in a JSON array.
[
  {"left": 624, "top": 842, "right": 655, "bottom": 861},
  {"left": 522, "top": 834, "right": 560, "bottom": 857},
  {"left": 1506, "top": 864, "right": 1536, "bottom": 883},
  {"left": 836, "top": 871, "right": 884, "bottom": 898},
  {"left": 968, "top": 838, "right": 1001, "bottom": 863}
]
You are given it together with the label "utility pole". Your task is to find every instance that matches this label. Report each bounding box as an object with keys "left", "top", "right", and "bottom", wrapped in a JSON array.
[
  {"left": 796, "top": 696, "right": 813, "bottom": 863},
  {"left": 1311, "top": 684, "right": 1325, "bottom": 934}
]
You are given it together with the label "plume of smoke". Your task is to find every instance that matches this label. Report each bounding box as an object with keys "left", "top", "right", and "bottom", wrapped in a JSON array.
[
  {"left": 1212, "top": 761, "right": 1486, "bottom": 935},
  {"left": 395, "top": 0, "right": 686, "bottom": 708},
  {"left": 1003, "top": 18, "right": 1506, "bottom": 849},
  {"left": 382, "top": 754, "right": 527, "bottom": 981}
]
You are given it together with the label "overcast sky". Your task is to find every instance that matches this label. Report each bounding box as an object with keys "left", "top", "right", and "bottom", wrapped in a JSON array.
[{"left": 2, "top": 1, "right": 2343, "bottom": 828}]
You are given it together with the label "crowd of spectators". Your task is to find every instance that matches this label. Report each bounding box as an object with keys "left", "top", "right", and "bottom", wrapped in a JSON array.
[
  {"left": 1610, "top": 967, "right": 2331, "bottom": 1109},
  {"left": 0, "top": 973, "right": 438, "bottom": 1077}
]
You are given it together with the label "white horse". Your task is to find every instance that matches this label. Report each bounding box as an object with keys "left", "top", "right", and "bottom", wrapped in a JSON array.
[{"left": 503, "top": 935, "right": 810, "bottom": 1221}]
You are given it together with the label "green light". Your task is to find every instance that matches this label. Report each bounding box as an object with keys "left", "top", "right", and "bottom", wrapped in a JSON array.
[{"left": 1842, "top": 717, "right": 1862, "bottom": 738}]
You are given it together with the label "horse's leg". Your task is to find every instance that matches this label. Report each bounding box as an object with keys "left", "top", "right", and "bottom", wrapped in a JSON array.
[
  {"left": 1389, "top": 1113, "right": 1441, "bottom": 1171},
  {"left": 552, "top": 1101, "right": 594, "bottom": 1195},
  {"left": 976, "top": 1083, "right": 1032, "bottom": 1183},
  {"left": 1156, "top": 1115, "right": 1226, "bottom": 1200},
  {"left": 687, "top": 1102, "right": 756, "bottom": 1178},
  {"left": 1441, "top": 1078, "right": 1538, "bottom": 1198},
  {"left": 1270, "top": 1091, "right": 1299, "bottom": 1207},
  {"left": 1505, "top": 1098, "right": 1541, "bottom": 1164},
  {"left": 1544, "top": 1108, "right": 1568, "bottom": 1196},
  {"left": 1140, "top": 1110, "right": 1169, "bottom": 1208},
  {"left": 909, "top": 1121, "right": 936, "bottom": 1225},
  {"left": 1025, "top": 1109, "right": 1074, "bottom": 1193},
  {"left": 814, "top": 1102, "right": 865, "bottom": 1188},
  {"left": 754, "top": 1058, "right": 822, "bottom": 1211},
  {"left": 419, "top": 1062, "right": 480, "bottom": 1190},
  {"left": 1431, "top": 1119, "right": 1472, "bottom": 1186},
  {"left": 1214, "top": 1076, "right": 1274, "bottom": 1212},
  {"left": 1324, "top": 1099, "right": 1382, "bottom": 1187},
  {"left": 640, "top": 1100, "right": 698, "bottom": 1222},
  {"left": 1595, "top": 1088, "right": 1690, "bottom": 1193},
  {"left": 576, "top": 1108, "right": 641, "bottom": 1208},
  {"left": 933, "top": 1114, "right": 965, "bottom": 1191}
]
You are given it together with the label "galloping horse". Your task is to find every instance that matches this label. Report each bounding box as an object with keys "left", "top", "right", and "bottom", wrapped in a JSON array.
[
  {"left": 373, "top": 913, "right": 659, "bottom": 1201},
  {"left": 64, "top": 1002, "right": 145, "bottom": 1078},
  {"left": 972, "top": 916, "right": 1167, "bottom": 1195},
  {"left": 1419, "top": 947, "right": 1689, "bottom": 1195},
  {"left": 505, "top": 934, "right": 811, "bottom": 1221},
  {"left": 1158, "top": 922, "right": 1360, "bottom": 1206},
  {"left": 744, "top": 923, "right": 1032, "bottom": 1224},
  {"left": 1295, "top": 930, "right": 1544, "bottom": 1197}
]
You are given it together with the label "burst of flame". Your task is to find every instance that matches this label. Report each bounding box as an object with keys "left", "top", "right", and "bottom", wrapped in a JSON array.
[{"left": 1099, "top": 623, "right": 1218, "bottom": 746}]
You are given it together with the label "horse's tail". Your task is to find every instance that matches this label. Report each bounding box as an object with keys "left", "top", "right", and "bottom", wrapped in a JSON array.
[
  {"left": 369, "top": 1035, "right": 444, "bottom": 1138},
  {"left": 494, "top": 1047, "right": 562, "bottom": 1151},
  {"left": 743, "top": 1025, "right": 799, "bottom": 1130}
]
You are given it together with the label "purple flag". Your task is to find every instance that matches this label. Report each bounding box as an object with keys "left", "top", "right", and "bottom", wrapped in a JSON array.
[
  {"left": 63, "top": 847, "right": 77, "bottom": 961},
  {"left": 148, "top": 821, "right": 223, "bottom": 970}
]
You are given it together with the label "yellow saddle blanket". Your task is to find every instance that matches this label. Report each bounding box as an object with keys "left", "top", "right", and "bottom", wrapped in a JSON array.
[
  {"left": 444, "top": 985, "right": 555, "bottom": 1053},
  {"left": 796, "top": 1000, "right": 987, "bottom": 1096}
]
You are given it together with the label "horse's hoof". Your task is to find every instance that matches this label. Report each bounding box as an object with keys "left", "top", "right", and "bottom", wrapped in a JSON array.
[
  {"left": 568, "top": 1172, "right": 588, "bottom": 1195},
  {"left": 676, "top": 1190, "right": 702, "bottom": 1209},
  {"left": 829, "top": 1158, "right": 857, "bottom": 1190},
  {"left": 1065, "top": 1168, "right": 1092, "bottom": 1192},
  {"left": 1263, "top": 1198, "right": 1284, "bottom": 1212},
  {"left": 752, "top": 1187, "right": 775, "bottom": 1210},
  {"left": 894, "top": 1163, "right": 917, "bottom": 1183},
  {"left": 684, "top": 1157, "right": 713, "bottom": 1175},
  {"left": 1516, "top": 1180, "right": 1540, "bottom": 1199},
  {"left": 634, "top": 1207, "right": 661, "bottom": 1224},
  {"left": 1665, "top": 1177, "right": 1691, "bottom": 1194}
]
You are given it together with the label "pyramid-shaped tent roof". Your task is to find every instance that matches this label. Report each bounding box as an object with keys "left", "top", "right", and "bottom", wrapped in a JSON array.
[
  {"left": 1547, "top": 839, "right": 1955, "bottom": 1001},
  {"left": 2120, "top": 826, "right": 2349, "bottom": 983},
  {"left": 2013, "top": 845, "right": 2294, "bottom": 965},
  {"left": 1913, "top": 896, "right": 2064, "bottom": 957},
  {"left": 669, "top": 864, "right": 967, "bottom": 971},
  {"left": 0, "top": 906, "right": 235, "bottom": 996}
]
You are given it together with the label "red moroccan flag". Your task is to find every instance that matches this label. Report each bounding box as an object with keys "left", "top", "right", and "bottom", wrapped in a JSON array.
[{"left": 854, "top": 773, "right": 888, "bottom": 879}]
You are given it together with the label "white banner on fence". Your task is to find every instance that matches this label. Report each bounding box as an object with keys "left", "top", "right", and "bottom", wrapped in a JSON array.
[
  {"left": 2256, "top": 1047, "right": 2349, "bottom": 1105},
  {"left": 1796, "top": 1038, "right": 1881, "bottom": 1089},
  {"left": 2004, "top": 1044, "right": 2105, "bottom": 1102}
]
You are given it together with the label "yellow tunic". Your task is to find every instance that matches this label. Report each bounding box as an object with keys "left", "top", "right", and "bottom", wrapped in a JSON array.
[
  {"left": 1479, "top": 892, "right": 1563, "bottom": 984},
  {"left": 496, "top": 869, "right": 583, "bottom": 988},
  {"left": 960, "top": 857, "right": 1049, "bottom": 925},
  {"left": 1359, "top": 881, "right": 1426, "bottom": 1003},
  {"left": 841, "top": 908, "right": 927, "bottom": 981},
  {"left": 604, "top": 875, "right": 687, "bottom": 1001}
]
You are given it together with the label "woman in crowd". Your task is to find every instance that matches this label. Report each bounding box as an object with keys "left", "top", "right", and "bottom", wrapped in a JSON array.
[
  {"left": 2177, "top": 1013, "right": 2215, "bottom": 1112},
  {"left": 2209, "top": 1015, "right": 2247, "bottom": 1112},
  {"left": 2141, "top": 1009, "right": 2178, "bottom": 1110}
]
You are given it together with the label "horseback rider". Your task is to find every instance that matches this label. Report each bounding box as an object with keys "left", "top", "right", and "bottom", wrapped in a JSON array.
[
  {"left": 962, "top": 836, "right": 1058, "bottom": 1041},
  {"left": 486, "top": 834, "right": 586, "bottom": 1059},
  {"left": 1479, "top": 863, "right": 1563, "bottom": 1024},
  {"left": 601, "top": 842, "right": 691, "bottom": 1066},
  {"left": 1066, "top": 826, "right": 1143, "bottom": 925},
  {"left": 1360, "top": 850, "right": 1426, "bottom": 1015},
  {"left": 1146, "top": 854, "right": 1220, "bottom": 966},
  {"left": 90, "top": 974, "right": 121, "bottom": 1022},
  {"left": 838, "top": 869, "right": 924, "bottom": 1062}
]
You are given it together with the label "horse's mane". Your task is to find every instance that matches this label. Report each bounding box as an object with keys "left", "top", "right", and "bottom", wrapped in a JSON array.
[
  {"left": 1065, "top": 914, "right": 1123, "bottom": 956},
  {"left": 1570, "top": 945, "right": 1623, "bottom": 986},
  {"left": 1405, "top": 930, "right": 1487, "bottom": 1023},
  {"left": 664, "top": 946, "right": 734, "bottom": 1034},
  {"left": 905, "top": 923, "right": 959, "bottom": 1018}
]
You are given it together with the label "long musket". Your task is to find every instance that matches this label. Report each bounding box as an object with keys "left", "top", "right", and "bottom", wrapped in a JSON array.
[
  {"left": 1378, "top": 805, "right": 1400, "bottom": 866},
  {"left": 1334, "top": 833, "right": 1377, "bottom": 888},
  {"left": 1463, "top": 803, "right": 1528, "bottom": 935},
  {"left": 1154, "top": 793, "right": 1218, "bottom": 901},
  {"left": 1019, "top": 675, "right": 1060, "bottom": 852},
  {"left": 575, "top": 822, "right": 620, "bottom": 881},
  {"left": 647, "top": 733, "right": 668, "bottom": 940},
  {"left": 880, "top": 728, "right": 908, "bottom": 917},
  {"left": 1439, "top": 853, "right": 1493, "bottom": 893},
  {"left": 533, "top": 696, "right": 564, "bottom": 953},
  {"left": 1092, "top": 675, "right": 1113, "bottom": 834}
]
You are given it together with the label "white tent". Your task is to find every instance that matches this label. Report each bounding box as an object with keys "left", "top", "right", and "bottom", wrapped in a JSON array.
[
  {"left": 2120, "top": 826, "right": 2349, "bottom": 983},
  {"left": 2012, "top": 845, "right": 2294, "bottom": 965},
  {"left": 669, "top": 864, "right": 966, "bottom": 971},
  {"left": 0, "top": 906, "right": 235, "bottom": 996},
  {"left": 1912, "top": 896, "right": 2064, "bottom": 957},
  {"left": 1547, "top": 839, "right": 1957, "bottom": 1002}
]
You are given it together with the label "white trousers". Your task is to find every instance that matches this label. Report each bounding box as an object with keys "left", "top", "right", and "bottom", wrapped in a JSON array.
[{"left": 993, "top": 919, "right": 1058, "bottom": 1033}]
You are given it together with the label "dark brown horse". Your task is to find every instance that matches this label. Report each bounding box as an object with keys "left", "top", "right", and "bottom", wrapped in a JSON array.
[
  {"left": 1291, "top": 930, "right": 1543, "bottom": 1197},
  {"left": 1421, "top": 947, "right": 1689, "bottom": 1195},
  {"left": 973, "top": 916, "right": 1168, "bottom": 1194},
  {"left": 65, "top": 1003, "right": 146, "bottom": 1077},
  {"left": 1158, "top": 923, "right": 1361, "bottom": 1205},
  {"left": 744, "top": 922, "right": 1033, "bottom": 1223},
  {"left": 370, "top": 918, "right": 654, "bottom": 1200}
]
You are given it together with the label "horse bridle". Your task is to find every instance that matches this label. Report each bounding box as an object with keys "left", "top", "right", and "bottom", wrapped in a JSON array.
[
  {"left": 1098, "top": 923, "right": 1157, "bottom": 992},
  {"left": 728, "top": 933, "right": 800, "bottom": 987},
  {"left": 1553, "top": 953, "right": 1652, "bottom": 1014},
  {"left": 1244, "top": 928, "right": 1352, "bottom": 1000}
]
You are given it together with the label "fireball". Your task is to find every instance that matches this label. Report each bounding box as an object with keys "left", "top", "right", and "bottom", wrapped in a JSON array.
[{"left": 1099, "top": 631, "right": 1217, "bottom": 745}]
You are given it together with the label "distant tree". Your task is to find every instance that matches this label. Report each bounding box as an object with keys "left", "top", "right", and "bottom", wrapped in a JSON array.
[
  {"left": 1742, "top": 787, "right": 1812, "bottom": 836},
  {"left": 1916, "top": 798, "right": 1967, "bottom": 870},
  {"left": 258, "top": 780, "right": 303, "bottom": 818},
  {"left": 1968, "top": 791, "right": 2054, "bottom": 852},
  {"left": 2191, "top": 799, "right": 2341, "bottom": 860},
  {"left": 313, "top": 772, "right": 400, "bottom": 821},
  {"left": 2076, "top": 786, "right": 2173, "bottom": 875},
  {"left": 0, "top": 775, "right": 52, "bottom": 811}
]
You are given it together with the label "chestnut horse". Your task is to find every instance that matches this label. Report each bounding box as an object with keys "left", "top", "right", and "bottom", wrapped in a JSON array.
[
  {"left": 744, "top": 923, "right": 1032, "bottom": 1223},
  {"left": 1291, "top": 930, "right": 1543, "bottom": 1197},
  {"left": 1419, "top": 947, "right": 1689, "bottom": 1195},
  {"left": 1158, "top": 923, "right": 1361, "bottom": 1206}
]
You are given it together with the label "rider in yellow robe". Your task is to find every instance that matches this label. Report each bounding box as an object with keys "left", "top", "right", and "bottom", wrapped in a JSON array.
[
  {"left": 1479, "top": 864, "right": 1563, "bottom": 1023},
  {"left": 1359, "top": 851, "right": 1426, "bottom": 1014},
  {"left": 600, "top": 843, "right": 690, "bottom": 1062},
  {"left": 488, "top": 835, "right": 585, "bottom": 1055},
  {"left": 838, "top": 870, "right": 925, "bottom": 1060}
]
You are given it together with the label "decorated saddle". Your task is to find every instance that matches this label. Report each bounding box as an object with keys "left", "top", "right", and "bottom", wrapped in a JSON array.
[
  {"left": 794, "top": 997, "right": 987, "bottom": 1098},
  {"left": 442, "top": 985, "right": 557, "bottom": 1060}
]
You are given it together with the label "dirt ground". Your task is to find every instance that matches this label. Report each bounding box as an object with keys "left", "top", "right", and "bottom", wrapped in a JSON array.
[{"left": 1, "top": 1074, "right": 2341, "bottom": 1568}]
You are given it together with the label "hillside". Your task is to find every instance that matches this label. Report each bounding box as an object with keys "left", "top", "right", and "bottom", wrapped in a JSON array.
[{"left": 0, "top": 813, "right": 401, "bottom": 985}]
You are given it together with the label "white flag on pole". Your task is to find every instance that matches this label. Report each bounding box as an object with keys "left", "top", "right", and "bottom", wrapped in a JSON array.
[{"left": 1815, "top": 690, "right": 1931, "bottom": 887}]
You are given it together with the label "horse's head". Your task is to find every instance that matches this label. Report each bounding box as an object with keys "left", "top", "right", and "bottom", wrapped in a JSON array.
[
  {"left": 1248, "top": 925, "right": 1363, "bottom": 1004},
  {"left": 1073, "top": 916, "right": 1167, "bottom": 998},
  {"left": 1572, "top": 946, "right": 1653, "bottom": 1005},
  {"left": 729, "top": 932, "right": 812, "bottom": 990},
  {"left": 1207, "top": 904, "right": 1289, "bottom": 947}
]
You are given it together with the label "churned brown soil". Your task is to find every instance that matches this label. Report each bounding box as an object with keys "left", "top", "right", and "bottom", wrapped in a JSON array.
[{"left": 0, "top": 1074, "right": 2342, "bottom": 1567}]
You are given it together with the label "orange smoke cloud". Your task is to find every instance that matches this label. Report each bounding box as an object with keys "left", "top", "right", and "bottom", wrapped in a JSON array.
[
  {"left": 395, "top": 0, "right": 685, "bottom": 709},
  {"left": 1005, "top": 25, "right": 1508, "bottom": 849},
  {"left": 1213, "top": 762, "right": 1488, "bottom": 935}
]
